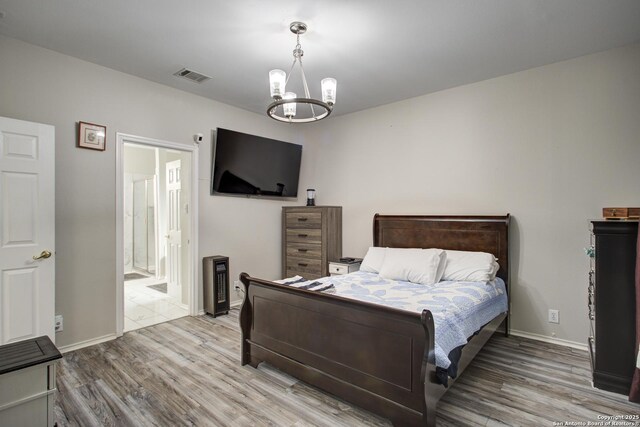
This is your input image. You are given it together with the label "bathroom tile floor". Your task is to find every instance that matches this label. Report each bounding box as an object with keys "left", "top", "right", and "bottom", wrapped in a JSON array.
[{"left": 124, "top": 276, "right": 188, "bottom": 332}]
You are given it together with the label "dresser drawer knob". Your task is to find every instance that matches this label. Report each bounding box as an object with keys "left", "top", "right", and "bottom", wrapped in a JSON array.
[
  {"left": 298, "top": 234, "right": 308, "bottom": 238},
  {"left": 297, "top": 217, "right": 308, "bottom": 222},
  {"left": 297, "top": 249, "right": 308, "bottom": 253},
  {"left": 298, "top": 263, "right": 308, "bottom": 267}
]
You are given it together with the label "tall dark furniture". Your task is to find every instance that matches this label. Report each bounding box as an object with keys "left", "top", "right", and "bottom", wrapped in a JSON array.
[
  {"left": 589, "top": 220, "right": 638, "bottom": 395},
  {"left": 203, "top": 255, "right": 230, "bottom": 317}
]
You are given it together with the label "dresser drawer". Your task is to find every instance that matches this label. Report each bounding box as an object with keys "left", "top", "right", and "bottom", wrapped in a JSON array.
[
  {"left": 286, "top": 228, "right": 322, "bottom": 243},
  {"left": 286, "top": 255, "right": 321, "bottom": 270},
  {"left": 286, "top": 268, "right": 322, "bottom": 280},
  {"left": 286, "top": 242, "right": 322, "bottom": 258},
  {"left": 0, "top": 364, "right": 48, "bottom": 407},
  {"left": 286, "top": 212, "right": 322, "bottom": 229},
  {"left": 286, "top": 256, "right": 322, "bottom": 279}
]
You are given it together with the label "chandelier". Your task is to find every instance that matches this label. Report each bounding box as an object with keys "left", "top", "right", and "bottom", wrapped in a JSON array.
[{"left": 267, "top": 21, "right": 337, "bottom": 123}]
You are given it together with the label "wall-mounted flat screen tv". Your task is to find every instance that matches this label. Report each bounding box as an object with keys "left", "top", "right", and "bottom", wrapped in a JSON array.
[{"left": 211, "top": 128, "right": 302, "bottom": 199}]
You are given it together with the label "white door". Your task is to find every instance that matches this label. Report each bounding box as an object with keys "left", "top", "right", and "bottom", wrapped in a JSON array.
[
  {"left": 165, "top": 160, "right": 181, "bottom": 300},
  {"left": 0, "top": 116, "right": 55, "bottom": 345}
]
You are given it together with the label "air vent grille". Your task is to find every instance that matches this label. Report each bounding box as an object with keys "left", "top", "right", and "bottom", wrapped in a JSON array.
[{"left": 173, "top": 68, "right": 211, "bottom": 83}]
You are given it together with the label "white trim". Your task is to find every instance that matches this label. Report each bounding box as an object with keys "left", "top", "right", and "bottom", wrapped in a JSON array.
[
  {"left": 197, "top": 309, "right": 205, "bottom": 316},
  {"left": 116, "top": 133, "right": 200, "bottom": 338},
  {"left": 58, "top": 333, "right": 118, "bottom": 353},
  {"left": 115, "top": 136, "right": 124, "bottom": 336},
  {"left": 230, "top": 300, "right": 242, "bottom": 308},
  {"left": 510, "top": 329, "right": 587, "bottom": 351}
]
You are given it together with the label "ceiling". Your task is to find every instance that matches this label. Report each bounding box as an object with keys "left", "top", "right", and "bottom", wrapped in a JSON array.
[{"left": 1, "top": 0, "right": 639, "bottom": 118}]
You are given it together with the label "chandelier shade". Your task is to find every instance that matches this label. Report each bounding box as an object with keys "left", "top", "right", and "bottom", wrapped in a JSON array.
[
  {"left": 282, "top": 92, "right": 297, "bottom": 118},
  {"left": 267, "top": 22, "right": 337, "bottom": 123},
  {"left": 269, "top": 69, "right": 286, "bottom": 99}
]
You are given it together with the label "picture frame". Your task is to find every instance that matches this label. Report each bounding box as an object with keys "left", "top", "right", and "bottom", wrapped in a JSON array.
[{"left": 77, "top": 121, "right": 106, "bottom": 151}]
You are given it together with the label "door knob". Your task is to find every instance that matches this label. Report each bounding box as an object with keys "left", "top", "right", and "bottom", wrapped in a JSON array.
[{"left": 33, "top": 250, "right": 52, "bottom": 260}]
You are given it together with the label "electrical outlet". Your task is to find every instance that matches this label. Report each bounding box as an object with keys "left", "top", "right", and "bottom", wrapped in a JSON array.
[
  {"left": 55, "top": 315, "right": 63, "bottom": 332},
  {"left": 548, "top": 309, "right": 559, "bottom": 324}
]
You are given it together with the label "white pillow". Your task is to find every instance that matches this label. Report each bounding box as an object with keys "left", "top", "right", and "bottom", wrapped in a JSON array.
[
  {"left": 379, "top": 248, "right": 446, "bottom": 286},
  {"left": 442, "top": 250, "right": 499, "bottom": 282},
  {"left": 360, "top": 247, "right": 387, "bottom": 273}
]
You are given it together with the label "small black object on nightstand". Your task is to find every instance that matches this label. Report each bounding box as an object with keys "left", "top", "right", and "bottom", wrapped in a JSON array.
[{"left": 339, "top": 257, "right": 362, "bottom": 264}]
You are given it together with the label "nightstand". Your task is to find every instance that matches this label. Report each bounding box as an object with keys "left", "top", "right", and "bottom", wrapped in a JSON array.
[
  {"left": 0, "top": 336, "right": 61, "bottom": 426},
  {"left": 329, "top": 259, "right": 362, "bottom": 276}
]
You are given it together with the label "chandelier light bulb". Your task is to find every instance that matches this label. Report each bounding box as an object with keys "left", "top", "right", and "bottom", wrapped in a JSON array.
[
  {"left": 321, "top": 78, "right": 337, "bottom": 105},
  {"left": 283, "top": 92, "right": 297, "bottom": 118},
  {"left": 269, "top": 69, "right": 286, "bottom": 99}
]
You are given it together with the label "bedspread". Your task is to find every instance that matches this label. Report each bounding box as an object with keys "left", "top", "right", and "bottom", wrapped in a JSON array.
[{"left": 294, "top": 271, "right": 508, "bottom": 369}]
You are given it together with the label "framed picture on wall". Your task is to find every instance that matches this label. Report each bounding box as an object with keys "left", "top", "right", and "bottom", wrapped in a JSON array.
[{"left": 77, "top": 121, "right": 106, "bottom": 151}]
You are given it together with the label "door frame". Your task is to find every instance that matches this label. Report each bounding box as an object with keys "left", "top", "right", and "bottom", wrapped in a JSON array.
[{"left": 115, "top": 133, "right": 199, "bottom": 336}]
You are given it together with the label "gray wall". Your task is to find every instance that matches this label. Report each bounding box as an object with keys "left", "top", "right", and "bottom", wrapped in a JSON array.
[
  {"left": 305, "top": 43, "right": 640, "bottom": 345},
  {"left": 0, "top": 35, "right": 306, "bottom": 348}
]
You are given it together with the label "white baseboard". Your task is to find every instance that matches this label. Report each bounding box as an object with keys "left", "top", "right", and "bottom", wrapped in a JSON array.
[
  {"left": 57, "top": 333, "right": 118, "bottom": 354},
  {"left": 510, "top": 329, "right": 587, "bottom": 351},
  {"left": 197, "top": 309, "right": 205, "bottom": 316},
  {"left": 230, "top": 300, "right": 242, "bottom": 308}
]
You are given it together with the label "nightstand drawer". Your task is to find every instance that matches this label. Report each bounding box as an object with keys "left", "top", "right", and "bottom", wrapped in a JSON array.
[
  {"left": 286, "top": 212, "right": 322, "bottom": 229},
  {"left": 0, "top": 365, "right": 48, "bottom": 407},
  {"left": 286, "top": 242, "right": 322, "bottom": 258},
  {"left": 286, "top": 228, "right": 322, "bottom": 243},
  {"left": 329, "top": 262, "right": 361, "bottom": 276}
]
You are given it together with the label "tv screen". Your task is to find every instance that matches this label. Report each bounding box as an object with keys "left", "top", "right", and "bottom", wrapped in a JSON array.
[{"left": 211, "top": 128, "right": 302, "bottom": 198}]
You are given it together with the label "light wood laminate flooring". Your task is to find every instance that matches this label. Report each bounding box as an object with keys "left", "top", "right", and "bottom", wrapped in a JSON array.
[{"left": 55, "top": 309, "right": 640, "bottom": 426}]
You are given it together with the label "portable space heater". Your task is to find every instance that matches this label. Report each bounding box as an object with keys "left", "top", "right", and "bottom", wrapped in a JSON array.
[{"left": 203, "top": 255, "right": 230, "bottom": 317}]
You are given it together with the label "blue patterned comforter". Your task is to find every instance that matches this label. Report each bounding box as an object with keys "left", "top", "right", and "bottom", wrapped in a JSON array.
[{"left": 298, "top": 271, "right": 508, "bottom": 368}]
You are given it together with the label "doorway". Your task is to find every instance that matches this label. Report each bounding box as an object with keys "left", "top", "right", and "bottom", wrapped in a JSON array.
[{"left": 116, "top": 135, "right": 199, "bottom": 334}]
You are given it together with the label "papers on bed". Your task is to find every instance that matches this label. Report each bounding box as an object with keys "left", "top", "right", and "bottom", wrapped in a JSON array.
[{"left": 275, "top": 275, "right": 335, "bottom": 293}]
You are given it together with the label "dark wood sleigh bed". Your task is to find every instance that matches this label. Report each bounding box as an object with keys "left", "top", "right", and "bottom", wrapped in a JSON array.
[{"left": 239, "top": 214, "right": 510, "bottom": 426}]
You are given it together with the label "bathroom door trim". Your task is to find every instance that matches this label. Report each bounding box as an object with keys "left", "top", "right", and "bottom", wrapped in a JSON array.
[{"left": 115, "top": 133, "right": 199, "bottom": 336}]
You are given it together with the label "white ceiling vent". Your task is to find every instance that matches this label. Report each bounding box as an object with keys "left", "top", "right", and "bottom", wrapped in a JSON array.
[{"left": 173, "top": 68, "right": 211, "bottom": 83}]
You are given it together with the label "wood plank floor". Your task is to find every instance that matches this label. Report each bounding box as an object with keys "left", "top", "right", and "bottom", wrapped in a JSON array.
[{"left": 55, "top": 309, "right": 639, "bottom": 426}]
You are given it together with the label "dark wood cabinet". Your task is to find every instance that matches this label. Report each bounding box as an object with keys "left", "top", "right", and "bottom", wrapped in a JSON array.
[
  {"left": 282, "top": 206, "right": 342, "bottom": 279},
  {"left": 590, "top": 220, "right": 638, "bottom": 395}
]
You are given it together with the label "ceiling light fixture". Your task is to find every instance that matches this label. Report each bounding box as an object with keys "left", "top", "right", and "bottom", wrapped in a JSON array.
[{"left": 267, "top": 21, "right": 337, "bottom": 123}]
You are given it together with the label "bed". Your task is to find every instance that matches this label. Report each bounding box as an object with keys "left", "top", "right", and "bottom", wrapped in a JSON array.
[{"left": 239, "top": 214, "right": 510, "bottom": 426}]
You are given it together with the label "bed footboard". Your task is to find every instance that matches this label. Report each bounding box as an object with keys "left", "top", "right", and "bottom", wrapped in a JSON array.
[{"left": 239, "top": 273, "right": 437, "bottom": 426}]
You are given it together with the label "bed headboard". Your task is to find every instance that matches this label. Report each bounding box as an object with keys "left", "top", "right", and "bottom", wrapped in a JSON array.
[{"left": 373, "top": 214, "right": 510, "bottom": 284}]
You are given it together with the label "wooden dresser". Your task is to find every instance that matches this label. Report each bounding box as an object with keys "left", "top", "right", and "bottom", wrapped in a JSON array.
[
  {"left": 282, "top": 206, "right": 342, "bottom": 279},
  {"left": 589, "top": 220, "right": 638, "bottom": 395}
]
